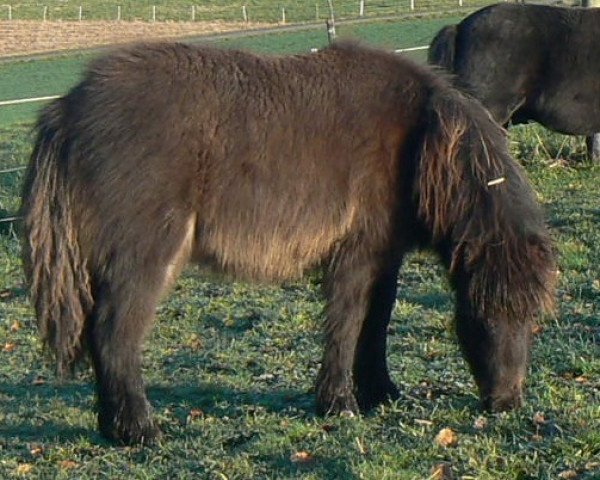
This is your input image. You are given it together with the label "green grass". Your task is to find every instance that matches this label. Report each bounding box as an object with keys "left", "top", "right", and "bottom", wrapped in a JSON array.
[
  {"left": 1, "top": 123, "right": 598, "bottom": 478},
  {"left": 1, "top": 20, "right": 599, "bottom": 480},
  {"left": 0, "top": 16, "right": 454, "bottom": 126},
  {"left": 3, "top": 0, "right": 494, "bottom": 22}
]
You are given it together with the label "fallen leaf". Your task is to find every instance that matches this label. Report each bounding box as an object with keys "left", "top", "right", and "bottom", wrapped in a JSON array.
[
  {"left": 434, "top": 428, "right": 458, "bottom": 448},
  {"left": 431, "top": 462, "right": 454, "bottom": 480},
  {"left": 585, "top": 461, "right": 600, "bottom": 471},
  {"left": 32, "top": 376, "right": 46, "bottom": 386},
  {"left": 29, "top": 445, "right": 44, "bottom": 456},
  {"left": 290, "top": 451, "right": 313, "bottom": 464},
  {"left": 322, "top": 424, "right": 336, "bottom": 433},
  {"left": 187, "top": 408, "right": 204, "bottom": 422},
  {"left": 531, "top": 434, "right": 543, "bottom": 442},
  {"left": 558, "top": 470, "right": 578, "bottom": 479},
  {"left": 59, "top": 460, "right": 78, "bottom": 470},
  {"left": 473, "top": 416, "right": 488, "bottom": 430},
  {"left": 187, "top": 334, "right": 202, "bottom": 350},
  {"left": 15, "top": 463, "right": 33, "bottom": 475},
  {"left": 532, "top": 412, "right": 546, "bottom": 425},
  {"left": 0, "top": 289, "right": 12, "bottom": 300},
  {"left": 574, "top": 376, "right": 588, "bottom": 384},
  {"left": 3, "top": 342, "right": 16, "bottom": 353},
  {"left": 10, "top": 320, "right": 21, "bottom": 332}
]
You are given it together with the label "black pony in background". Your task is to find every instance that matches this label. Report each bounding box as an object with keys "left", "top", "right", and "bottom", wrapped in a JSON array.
[
  {"left": 21, "top": 41, "right": 556, "bottom": 444},
  {"left": 429, "top": 3, "right": 600, "bottom": 157}
]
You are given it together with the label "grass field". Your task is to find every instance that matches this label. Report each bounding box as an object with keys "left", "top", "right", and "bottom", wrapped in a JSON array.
[
  {"left": 0, "top": 16, "right": 454, "bottom": 126},
  {"left": 1, "top": 17, "right": 599, "bottom": 480}
]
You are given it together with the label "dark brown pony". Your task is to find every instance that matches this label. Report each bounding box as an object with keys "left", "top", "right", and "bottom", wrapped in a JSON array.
[
  {"left": 21, "top": 42, "right": 555, "bottom": 445},
  {"left": 428, "top": 4, "right": 600, "bottom": 144}
]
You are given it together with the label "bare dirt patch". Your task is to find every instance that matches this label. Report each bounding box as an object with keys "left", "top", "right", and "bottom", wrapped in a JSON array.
[{"left": 0, "top": 20, "right": 270, "bottom": 58}]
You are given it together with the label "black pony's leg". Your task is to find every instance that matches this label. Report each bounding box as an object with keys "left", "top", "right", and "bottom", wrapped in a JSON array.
[
  {"left": 439, "top": 243, "right": 531, "bottom": 412},
  {"left": 353, "top": 259, "right": 402, "bottom": 411},
  {"left": 88, "top": 274, "right": 164, "bottom": 445},
  {"left": 315, "top": 239, "right": 393, "bottom": 416}
]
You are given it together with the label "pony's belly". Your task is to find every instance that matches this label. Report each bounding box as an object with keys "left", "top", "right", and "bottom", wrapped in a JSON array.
[{"left": 192, "top": 206, "right": 356, "bottom": 283}]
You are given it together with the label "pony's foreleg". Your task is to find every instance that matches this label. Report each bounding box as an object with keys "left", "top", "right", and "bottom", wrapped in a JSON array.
[
  {"left": 315, "top": 240, "right": 393, "bottom": 416},
  {"left": 352, "top": 259, "right": 402, "bottom": 411},
  {"left": 453, "top": 278, "right": 531, "bottom": 412},
  {"left": 88, "top": 276, "right": 163, "bottom": 444}
]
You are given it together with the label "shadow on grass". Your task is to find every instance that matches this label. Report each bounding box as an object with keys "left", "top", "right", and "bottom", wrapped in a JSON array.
[
  {"left": 0, "top": 422, "right": 91, "bottom": 443},
  {"left": 398, "top": 290, "right": 452, "bottom": 312},
  {"left": 148, "top": 383, "right": 314, "bottom": 417},
  {"left": 256, "top": 453, "right": 358, "bottom": 479},
  {"left": 0, "top": 380, "right": 360, "bottom": 477},
  {"left": 0, "top": 379, "right": 311, "bottom": 438}
]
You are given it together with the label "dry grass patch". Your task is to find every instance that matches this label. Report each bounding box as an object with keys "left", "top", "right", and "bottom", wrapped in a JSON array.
[{"left": 0, "top": 20, "right": 270, "bottom": 57}]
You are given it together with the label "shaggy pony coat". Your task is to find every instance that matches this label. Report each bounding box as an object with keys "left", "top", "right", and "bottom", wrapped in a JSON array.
[
  {"left": 21, "top": 42, "right": 556, "bottom": 444},
  {"left": 428, "top": 3, "right": 600, "bottom": 135}
]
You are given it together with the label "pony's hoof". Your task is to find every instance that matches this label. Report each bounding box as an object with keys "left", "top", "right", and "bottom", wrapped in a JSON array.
[
  {"left": 355, "top": 380, "right": 400, "bottom": 412},
  {"left": 100, "top": 418, "right": 162, "bottom": 445},
  {"left": 316, "top": 391, "right": 360, "bottom": 417},
  {"left": 98, "top": 398, "right": 162, "bottom": 445}
]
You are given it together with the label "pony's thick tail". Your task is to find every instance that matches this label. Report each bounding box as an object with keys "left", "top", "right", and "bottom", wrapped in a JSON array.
[
  {"left": 20, "top": 99, "right": 93, "bottom": 376},
  {"left": 427, "top": 25, "right": 457, "bottom": 70},
  {"left": 416, "top": 87, "right": 556, "bottom": 321}
]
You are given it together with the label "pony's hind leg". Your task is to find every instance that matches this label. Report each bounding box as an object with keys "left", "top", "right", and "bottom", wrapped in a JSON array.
[
  {"left": 88, "top": 213, "right": 195, "bottom": 444},
  {"left": 352, "top": 259, "right": 402, "bottom": 411},
  {"left": 88, "top": 279, "right": 162, "bottom": 444}
]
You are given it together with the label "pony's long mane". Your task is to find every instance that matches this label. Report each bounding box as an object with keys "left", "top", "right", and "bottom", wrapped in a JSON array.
[{"left": 418, "top": 88, "right": 556, "bottom": 321}]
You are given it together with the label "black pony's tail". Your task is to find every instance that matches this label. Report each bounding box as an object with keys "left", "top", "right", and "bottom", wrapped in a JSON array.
[
  {"left": 416, "top": 85, "right": 556, "bottom": 321},
  {"left": 427, "top": 25, "right": 457, "bottom": 70},
  {"left": 20, "top": 99, "right": 93, "bottom": 376}
]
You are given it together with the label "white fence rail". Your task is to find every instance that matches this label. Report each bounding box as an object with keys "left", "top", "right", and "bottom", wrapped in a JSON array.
[{"left": 0, "top": 94, "right": 60, "bottom": 107}]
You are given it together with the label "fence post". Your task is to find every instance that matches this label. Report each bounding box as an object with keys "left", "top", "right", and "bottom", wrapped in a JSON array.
[
  {"left": 117, "top": 5, "right": 121, "bottom": 21},
  {"left": 43, "top": 5, "right": 47, "bottom": 21},
  {"left": 359, "top": 0, "right": 364, "bottom": 16},
  {"left": 281, "top": 6, "right": 285, "bottom": 24},
  {"left": 242, "top": 5, "right": 248, "bottom": 22},
  {"left": 458, "top": 0, "right": 463, "bottom": 6},
  {"left": 326, "top": 0, "right": 336, "bottom": 43},
  {"left": 7, "top": 4, "right": 11, "bottom": 20},
  {"left": 315, "top": 3, "right": 319, "bottom": 20},
  {"left": 191, "top": 5, "right": 195, "bottom": 21},
  {"left": 151, "top": 5, "right": 156, "bottom": 22},
  {"left": 79, "top": 5, "right": 82, "bottom": 20},
  {"left": 410, "top": 0, "right": 415, "bottom": 11},
  {"left": 583, "top": 0, "right": 600, "bottom": 162}
]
